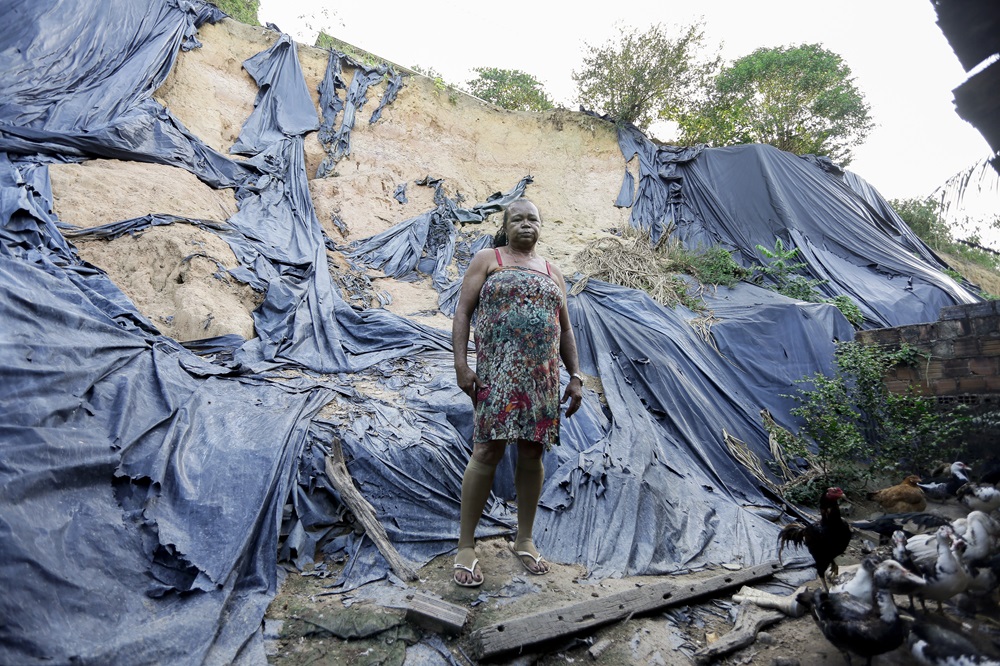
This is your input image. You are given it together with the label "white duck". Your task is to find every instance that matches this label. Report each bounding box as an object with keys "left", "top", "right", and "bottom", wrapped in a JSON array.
[
  {"left": 917, "top": 528, "right": 970, "bottom": 612},
  {"left": 958, "top": 483, "right": 1000, "bottom": 514},
  {"left": 829, "top": 556, "right": 878, "bottom": 601},
  {"left": 918, "top": 461, "right": 972, "bottom": 500},
  {"left": 957, "top": 511, "right": 998, "bottom": 567}
]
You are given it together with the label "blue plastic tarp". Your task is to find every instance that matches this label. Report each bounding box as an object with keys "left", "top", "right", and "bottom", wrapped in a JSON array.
[{"left": 0, "top": 1, "right": 985, "bottom": 664}]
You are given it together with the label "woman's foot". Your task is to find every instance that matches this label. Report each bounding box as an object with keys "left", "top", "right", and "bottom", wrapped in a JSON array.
[
  {"left": 510, "top": 538, "right": 549, "bottom": 575},
  {"left": 453, "top": 546, "right": 483, "bottom": 587}
]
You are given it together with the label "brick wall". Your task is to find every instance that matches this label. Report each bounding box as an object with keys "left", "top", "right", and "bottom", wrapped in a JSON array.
[{"left": 855, "top": 301, "right": 1000, "bottom": 404}]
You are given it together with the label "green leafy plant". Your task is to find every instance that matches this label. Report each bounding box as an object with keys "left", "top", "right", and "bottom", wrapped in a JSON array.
[
  {"left": 751, "top": 238, "right": 825, "bottom": 301},
  {"left": 572, "top": 21, "right": 720, "bottom": 130},
  {"left": 774, "top": 341, "right": 968, "bottom": 500},
  {"left": 828, "top": 294, "right": 864, "bottom": 327},
  {"left": 465, "top": 67, "right": 553, "bottom": 112},
  {"left": 677, "top": 246, "right": 750, "bottom": 287},
  {"left": 673, "top": 43, "right": 873, "bottom": 165}
]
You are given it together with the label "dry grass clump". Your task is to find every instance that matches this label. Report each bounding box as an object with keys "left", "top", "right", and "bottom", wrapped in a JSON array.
[
  {"left": 939, "top": 250, "right": 1000, "bottom": 297},
  {"left": 573, "top": 225, "right": 699, "bottom": 308}
]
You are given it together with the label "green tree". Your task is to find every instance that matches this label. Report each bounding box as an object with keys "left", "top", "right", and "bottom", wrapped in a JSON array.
[
  {"left": 891, "top": 196, "right": 950, "bottom": 250},
  {"left": 206, "top": 0, "right": 259, "bottom": 25},
  {"left": 572, "top": 22, "right": 719, "bottom": 130},
  {"left": 674, "top": 44, "right": 873, "bottom": 165},
  {"left": 465, "top": 68, "right": 553, "bottom": 112}
]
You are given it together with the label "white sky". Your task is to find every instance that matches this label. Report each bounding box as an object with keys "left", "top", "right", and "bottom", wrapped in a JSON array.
[{"left": 258, "top": 0, "right": 996, "bottom": 206}]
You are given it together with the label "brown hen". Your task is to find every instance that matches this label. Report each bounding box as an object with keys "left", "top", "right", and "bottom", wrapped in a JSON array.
[{"left": 867, "top": 475, "right": 926, "bottom": 514}]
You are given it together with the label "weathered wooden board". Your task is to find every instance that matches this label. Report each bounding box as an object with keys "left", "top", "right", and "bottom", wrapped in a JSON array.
[
  {"left": 405, "top": 593, "right": 468, "bottom": 635},
  {"left": 325, "top": 440, "right": 418, "bottom": 581},
  {"left": 470, "top": 560, "right": 781, "bottom": 659}
]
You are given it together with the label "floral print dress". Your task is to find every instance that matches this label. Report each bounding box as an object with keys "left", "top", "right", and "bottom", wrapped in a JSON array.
[{"left": 473, "top": 252, "right": 563, "bottom": 448}]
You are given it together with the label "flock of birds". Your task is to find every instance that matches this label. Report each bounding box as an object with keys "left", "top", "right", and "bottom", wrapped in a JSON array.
[{"left": 774, "top": 461, "right": 1000, "bottom": 665}]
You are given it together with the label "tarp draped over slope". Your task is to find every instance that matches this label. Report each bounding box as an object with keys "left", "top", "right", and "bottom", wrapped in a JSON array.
[
  {"left": 616, "top": 125, "right": 979, "bottom": 328},
  {"left": 0, "top": 1, "right": 441, "bottom": 663},
  {"left": 0, "top": 2, "right": 982, "bottom": 664},
  {"left": 0, "top": 154, "right": 334, "bottom": 664}
]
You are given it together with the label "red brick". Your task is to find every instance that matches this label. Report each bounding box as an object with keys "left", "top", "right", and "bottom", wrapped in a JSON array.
[
  {"left": 938, "top": 305, "right": 968, "bottom": 320},
  {"left": 932, "top": 340, "right": 954, "bottom": 358},
  {"left": 941, "top": 358, "right": 970, "bottom": 377},
  {"left": 893, "top": 366, "right": 916, "bottom": 381},
  {"left": 936, "top": 319, "right": 969, "bottom": 339},
  {"left": 957, "top": 376, "right": 988, "bottom": 392},
  {"left": 860, "top": 328, "right": 902, "bottom": 345},
  {"left": 885, "top": 380, "right": 911, "bottom": 395},
  {"left": 985, "top": 375, "right": 1000, "bottom": 391},
  {"left": 952, "top": 338, "right": 980, "bottom": 356},
  {"left": 972, "top": 317, "right": 1000, "bottom": 337},
  {"left": 901, "top": 327, "right": 924, "bottom": 345},
  {"left": 930, "top": 378, "right": 957, "bottom": 395},
  {"left": 924, "top": 361, "right": 946, "bottom": 380},
  {"left": 969, "top": 357, "right": 998, "bottom": 376},
  {"left": 982, "top": 339, "right": 1000, "bottom": 355}
]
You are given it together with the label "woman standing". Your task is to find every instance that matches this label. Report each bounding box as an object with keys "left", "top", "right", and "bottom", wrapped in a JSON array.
[{"left": 451, "top": 198, "right": 584, "bottom": 587}]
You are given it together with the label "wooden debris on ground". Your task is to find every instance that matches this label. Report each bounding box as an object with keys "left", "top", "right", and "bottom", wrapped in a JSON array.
[
  {"left": 693, "top": 601, "right": 785, "bottom": 664},
  {"left": 405, "top": 593, "right": 469, "bottom": 635},
  {"left": 587, "top": 638, "right": 613, "bottom": 660},
  {"left": 469, "top": 561, "right": 780, "bottom": 659},
  {"left": 324, "top": 439, "right": 418, "bottom": 581}
]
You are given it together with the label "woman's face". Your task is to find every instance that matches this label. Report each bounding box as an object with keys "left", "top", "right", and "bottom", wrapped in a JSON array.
[{"left": 504, "top": 202, "right": 541, "bottom": 246}]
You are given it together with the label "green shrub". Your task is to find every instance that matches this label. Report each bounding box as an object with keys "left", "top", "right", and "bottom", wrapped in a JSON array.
[
  {"left": 828, "top": 294, "right": 864, "bottom": 327},
  {"left": 677, "top": 246, "right": 750, "bottom": 287},
  {"left": 774, "top": 341, "right": 969, "bottom": 500}
]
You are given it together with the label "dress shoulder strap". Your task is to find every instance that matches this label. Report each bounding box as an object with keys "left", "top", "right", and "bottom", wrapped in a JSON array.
[
  {"left": 494, "top": 247, "right": 503, "bottom": 266},
  {"left": 545, "top": 260, "right": 552, "bottom": 276}
]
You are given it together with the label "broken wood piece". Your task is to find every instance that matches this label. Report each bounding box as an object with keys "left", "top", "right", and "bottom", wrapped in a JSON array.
[
  {"left": 470, "top": 560, "right": 780, "bottom": 659},
  {"left": 405, "top": 593, "right": 468, "bottom": 635},
  {"left": 731, "top": 584, "right": 806, "bottom": 617},
  {"left": 587, "top": 638, "right": 612, "bottom": 660},
  {"left": 692, "top": 601, "right": 784, "bottom": 664},
  {"left": 325, "top": 440, "right": 418, "bottom": 581}
]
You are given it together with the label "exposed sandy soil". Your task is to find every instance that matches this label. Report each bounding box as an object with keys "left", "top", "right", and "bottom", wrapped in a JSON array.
[{"left": 43, "top": 15, "right": 998, "bottom": 666}]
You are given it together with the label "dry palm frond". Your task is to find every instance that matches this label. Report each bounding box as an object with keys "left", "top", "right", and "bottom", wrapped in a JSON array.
[
  {"left": 687, "top": 312, "right": 720, "bottom": 350},
  {"left": 573, "top": 224, "right": 696, "bottom": 307},
  {"left": 724, "top": 428, "right": 782, "bottom": 495},
  {"left": 760, "top": 409, "right": 798, "bottom": 483}
]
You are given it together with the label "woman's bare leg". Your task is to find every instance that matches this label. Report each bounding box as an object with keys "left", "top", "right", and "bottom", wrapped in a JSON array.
[
  {"left": 513, "top": 439, "right": 549, "bottom": 574},
  {"left": 455, "top": 439, "right": 506, "bottom": 585}
]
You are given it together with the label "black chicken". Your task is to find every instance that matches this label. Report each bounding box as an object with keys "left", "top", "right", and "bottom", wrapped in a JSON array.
[{"left": 778, "top": 486, "right": 852, "bottom": 589}]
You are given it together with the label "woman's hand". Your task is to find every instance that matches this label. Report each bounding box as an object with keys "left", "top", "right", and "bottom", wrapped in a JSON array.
[
  {"left": 561, "top": 377, "right": 583, "bottom": 417},
  {"left": 455, "top": 364, "right": 484, "bottom": 406}
]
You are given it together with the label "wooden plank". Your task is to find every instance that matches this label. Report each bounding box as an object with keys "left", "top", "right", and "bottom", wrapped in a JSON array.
[
  {"left": 692, "top": 602, "right": 784, "bottom": 664},
  {"left": 325, "top": 440, "right": 418, "bottom": 581},
  {"left": 405, "top": 593, "right": 468, "bottom": 635},
  {"left": 470, "top": 560, "right": 780, "bottom": 659}
]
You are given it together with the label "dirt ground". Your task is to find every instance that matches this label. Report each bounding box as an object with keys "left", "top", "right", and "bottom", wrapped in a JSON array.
[{"left": 262, "top": 496, "right": 996, "bottom": 666}]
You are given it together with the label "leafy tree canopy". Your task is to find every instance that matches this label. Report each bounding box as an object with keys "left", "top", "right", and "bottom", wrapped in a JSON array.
[
  {"left": 672, "top": 43, "right": 873, "bottom": 165},
  {"left": 465, "top": 67, "right": 553, "bottom": 112},
  {"left": 572, "top": 22, "right": 719, "bottom": 130}
]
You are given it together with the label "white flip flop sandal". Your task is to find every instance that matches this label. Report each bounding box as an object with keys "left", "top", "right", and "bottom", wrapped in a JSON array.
[{"left": 453, "top": 558, "right": 483, "bottom": 587}]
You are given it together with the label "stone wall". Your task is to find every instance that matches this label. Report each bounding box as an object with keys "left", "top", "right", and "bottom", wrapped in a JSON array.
[{"left": 855, "top": 301, "right": 1000, "bottom": 406}]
